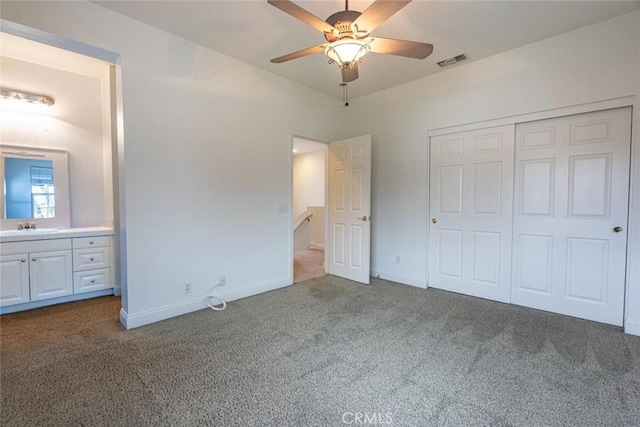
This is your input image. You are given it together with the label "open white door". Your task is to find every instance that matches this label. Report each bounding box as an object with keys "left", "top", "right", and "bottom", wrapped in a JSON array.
[{"left": 327, "top": 135, "right": 372, "bottom": 284}]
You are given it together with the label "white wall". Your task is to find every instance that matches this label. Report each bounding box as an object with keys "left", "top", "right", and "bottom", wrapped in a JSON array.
[
  {"left": 293, "top": 149, "right": 325, "bottom": 218},
  {"left": 343, "top": 11, "right": 640, "bottom": 333},
  {"left": 3, "top": 2, "right": 640, "bottom": 334},
  {"left": 0, "top": 1, "right": 347, "bottom": 327},
  {"left": 293, "top": 205, "right": 325, "bottom": 251},
  {"left": 0, "top": 56, "right": 111, "bottom": 227}
]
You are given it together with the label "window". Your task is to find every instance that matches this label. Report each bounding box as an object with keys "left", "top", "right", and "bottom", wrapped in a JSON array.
[{"left": 30, "top": 166, "right": 55, "bottom": 218}]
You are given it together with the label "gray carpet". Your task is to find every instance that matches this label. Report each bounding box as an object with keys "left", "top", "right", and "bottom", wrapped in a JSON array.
[{"left": 1, "top": 276, "right": 640, "bottom": 426}]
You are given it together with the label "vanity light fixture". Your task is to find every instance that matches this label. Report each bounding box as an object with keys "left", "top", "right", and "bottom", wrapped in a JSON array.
[{"left": 0, "top": 87, "right": 55, "bottom": 106}]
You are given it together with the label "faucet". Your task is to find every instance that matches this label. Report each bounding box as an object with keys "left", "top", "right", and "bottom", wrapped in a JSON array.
[{"left": 16, "top": 223, "right": 36, "bottom": 230}]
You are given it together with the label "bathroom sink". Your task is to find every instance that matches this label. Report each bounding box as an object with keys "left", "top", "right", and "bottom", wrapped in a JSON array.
[{"left": 0, "top": 228, "right": 59, "bottom": 237}]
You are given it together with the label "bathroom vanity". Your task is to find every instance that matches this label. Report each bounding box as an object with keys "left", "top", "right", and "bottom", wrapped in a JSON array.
[
  {"left": 1, "top": 143, "right": 117, "bottom": 314},
  {"left": 0, "top": 227, "right": 115, "bottom": 313}
]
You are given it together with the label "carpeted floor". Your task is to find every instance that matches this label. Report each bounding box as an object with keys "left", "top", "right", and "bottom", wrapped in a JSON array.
[
  {"left": 1, "top": 276, "right": 640, "bottom": 426},
  {"left": 293, "top": 247, "right": 325, "bottom": 283}
]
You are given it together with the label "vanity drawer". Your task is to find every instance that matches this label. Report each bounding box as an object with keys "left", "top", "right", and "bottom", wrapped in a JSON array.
[
  {"left": 1, "top": 239, "right": 72, "bottom": 255},
  {"left": 73, "top": 247, "right": 110, "bottom": 271},
  {"left": 73, "top": 236, "right": 110, "bottom": 249},
  {"left": 74, "top": 268, "right": 111, "bottom": 294}
]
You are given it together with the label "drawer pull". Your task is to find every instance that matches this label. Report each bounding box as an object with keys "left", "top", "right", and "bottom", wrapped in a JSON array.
[
  {"left": 32, "top": 258, "right": 36, "bottom": 262},
  {"left": 91, "top": 279, "right": 96, "bottom": 283},
  {"left": 90, "top": 257, "right": 95, "bottom": 261},
  {"left": 89, "top": 241, "right": 95, "bottom": 245}
]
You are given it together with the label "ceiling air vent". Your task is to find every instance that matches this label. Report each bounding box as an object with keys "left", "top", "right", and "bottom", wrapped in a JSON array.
[{"left": 436, "top": 53, "right": 469, "bottom": 68}]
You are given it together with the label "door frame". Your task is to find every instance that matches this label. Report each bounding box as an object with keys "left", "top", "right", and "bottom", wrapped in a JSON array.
[
  {"left": 426, "top": 95, "right": 639, "bottom": 335},
  {"left": 289, "top": 134, "right": 330, "bottom": 282},
  {"left": 0, "top": 19, "right": 130, "bottom": 324}
]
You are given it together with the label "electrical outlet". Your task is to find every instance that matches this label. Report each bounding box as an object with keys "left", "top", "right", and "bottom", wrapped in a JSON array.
[
  {"left": 219, "top": 275, "right": 226, "bottom": 286},
  {"left": 395, "top": 255, "right": 400, "bottom": 264},
  {"left": 183, "top": 283, "right": 191, "bottom": 294}
]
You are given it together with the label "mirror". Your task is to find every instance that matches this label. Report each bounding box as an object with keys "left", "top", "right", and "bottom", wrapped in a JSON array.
[{"left": 1, "top": 144, "right": 70, "bottom": 230}]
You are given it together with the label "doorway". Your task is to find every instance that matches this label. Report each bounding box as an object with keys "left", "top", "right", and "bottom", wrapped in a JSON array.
[
  {"left": 292, "top": 137, "right": 327, "bottom": 283},
  {"left": 0, "top": 23, "right": 126, "bottom": 319}
]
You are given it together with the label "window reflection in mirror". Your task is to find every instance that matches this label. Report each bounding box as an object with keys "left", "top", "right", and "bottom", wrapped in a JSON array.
[
  {"left": 1, "top": 144, "right": 70, "bottom": 230},
  {"left": 4, "top": 158, "right": 55, "bottom": 219}
]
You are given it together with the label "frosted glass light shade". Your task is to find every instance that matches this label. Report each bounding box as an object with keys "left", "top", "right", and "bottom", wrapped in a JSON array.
[{"left": 324, "top": 39, "right": 369, "bottom": 69}]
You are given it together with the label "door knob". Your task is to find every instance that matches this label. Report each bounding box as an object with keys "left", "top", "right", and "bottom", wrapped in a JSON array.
[
  {"left": 613, "top": 226, "right": 623, "bottom": 233},
  {"left": 432, "top": 218, "right": 438, "bottom": 224},
  {"left": 357, "top": 215, "right": 369, "bottom": 221}
]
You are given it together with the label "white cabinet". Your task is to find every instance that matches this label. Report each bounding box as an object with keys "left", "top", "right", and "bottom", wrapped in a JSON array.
[
  {"left": 0, "top": 239, "right": 72, "bottom": 307},
  {"left": 72, "top": 236, "right": 112, "bottom": 294},
  {"left": 29, "top": 250, "right": 73, "bottom": 301},
  {"left": 0, "top": 254, "right": 30, "bottom": 306},
  {"left": 0, "top": 231, "right": 113, "bottom": 309}
]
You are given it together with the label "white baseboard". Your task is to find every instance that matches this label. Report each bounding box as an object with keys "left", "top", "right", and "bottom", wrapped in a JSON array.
[
  {"left": 120, "top": 276, "right": 292, "bottom": 329},
  {"left": 625, "top": 319, "right": 640, "bottom": 336},
  {"left": 371, "top": 270, "right": 427, "bottom": 289},
  {"left": 113, "top": 286, "right": 122, "bottom": 296}
]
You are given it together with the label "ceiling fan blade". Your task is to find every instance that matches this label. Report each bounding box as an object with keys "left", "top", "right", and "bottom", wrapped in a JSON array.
[
  {"left": 268, "top": 0, "right": 337, "bottom": 34},
  {"left": 352, "top": 0, "right": 412, "bottom": 34},
  {"left": 271, "top": 44, "right": 327, "bottom": 63},
  {"left": 342, "top": 64, "right": 359, "bottom": 82},
  {"left": 369, "top": 37, "right": 433, "bottom": 59}
]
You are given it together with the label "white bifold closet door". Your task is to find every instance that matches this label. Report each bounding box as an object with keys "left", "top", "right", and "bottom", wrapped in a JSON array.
[
  {"left": 512, "top": 107, "right": 631, "bottom": 326},
  {"left": 429, "top": 125, "right": 515, "bottom": 303}
]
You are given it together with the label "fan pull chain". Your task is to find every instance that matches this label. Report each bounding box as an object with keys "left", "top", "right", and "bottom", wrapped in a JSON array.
[
  {"left": 345, "top": 0, "right": 349, "bottom": 11},
  {"left": 340, "top": 83, "right": 349, "bottom": 107}
]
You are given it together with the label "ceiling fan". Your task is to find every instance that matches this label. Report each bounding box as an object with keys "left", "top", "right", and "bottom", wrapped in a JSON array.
[{"left": 268, "top": 0, "right": 433, "bottom": 83}]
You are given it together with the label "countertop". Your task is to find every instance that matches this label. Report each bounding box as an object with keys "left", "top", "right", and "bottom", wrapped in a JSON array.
[{"left": 0, "top": 227, "right": 114, "bottom": 243}]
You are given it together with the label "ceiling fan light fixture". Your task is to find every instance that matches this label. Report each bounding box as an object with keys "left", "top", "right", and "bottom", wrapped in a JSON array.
[{"left": 324, "top": 39, "right": 369, "bottom": 69}]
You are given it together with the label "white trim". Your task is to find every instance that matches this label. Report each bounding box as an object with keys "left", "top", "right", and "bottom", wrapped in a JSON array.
[
  {"left": 625, "top": 320, "right": 640, "bottom": 337},
  {"left": 120, "top": 276, "right": 292, "bottom": 329},
  {"left": 0, "top": 19, "right": 119, "bottom": 63},
  {"left": 427, "top": 96, "right": 635, "bottom": 138},
  {"left": 372, "top": 270, "right": 427, "bottom": 289},
  {"left": 426, "top": 97, "right": 638, "bottom": 333}
]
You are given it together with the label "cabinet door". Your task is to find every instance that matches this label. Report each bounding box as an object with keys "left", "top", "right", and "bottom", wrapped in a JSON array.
[
  {"left": 30, "top": 250, "right": 73, "bottom": 301},
  {"left": 0, "top": 254, "right": 30, "bottom": 307}
]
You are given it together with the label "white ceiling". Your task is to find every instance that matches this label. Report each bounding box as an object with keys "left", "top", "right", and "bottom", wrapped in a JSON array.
[{"left": 93, "top": 0, "right": 640, "bottom": 100}]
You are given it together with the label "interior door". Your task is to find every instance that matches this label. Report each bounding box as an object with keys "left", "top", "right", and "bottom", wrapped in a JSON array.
[
  {"left": 512, "top": 107, "right": 631, "bottom": 326},
  {"left": 429, "top": 125, "right": 515, "bottom": 302},
  {"left": 328, "top": 135, "right": 371, "bottom": 284}
]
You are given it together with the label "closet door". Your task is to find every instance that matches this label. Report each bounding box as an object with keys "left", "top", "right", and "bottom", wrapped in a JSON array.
[
  {"left": 512, "top": 107, "right": 631, "bottom": 326},
  {"left": 429, "top": 125, "right": 515, "bottom": 302}
]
